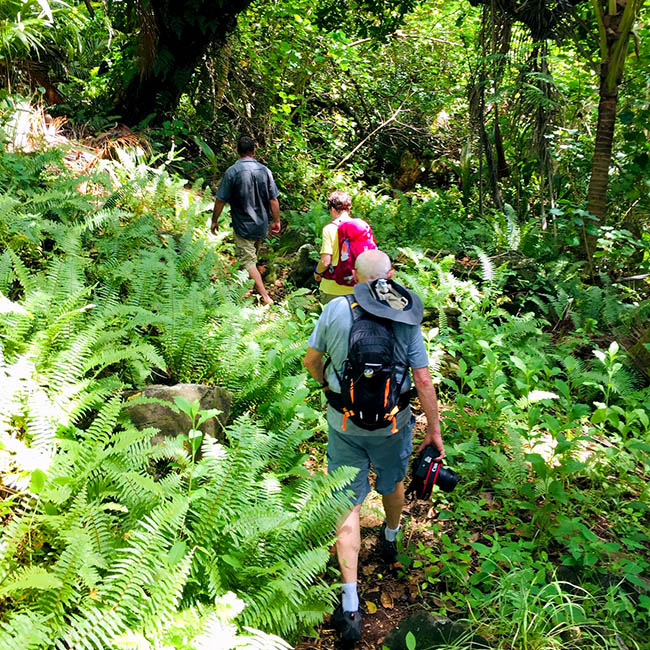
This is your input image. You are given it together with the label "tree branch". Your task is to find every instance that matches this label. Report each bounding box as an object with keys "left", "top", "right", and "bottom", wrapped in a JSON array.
[{"left": 334, "top": 102, "right": 407, "bottom": 170}]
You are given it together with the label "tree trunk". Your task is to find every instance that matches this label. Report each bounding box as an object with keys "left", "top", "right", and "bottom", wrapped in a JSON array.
[
  {"left": 582, "top": 0, "right": 646, "bottom": 264},
  {"left": 586, "top": 72, "right": 619, "bottom": 226},
  {"left": 116, "top": 0, "right": 253, "bottom": 124}
]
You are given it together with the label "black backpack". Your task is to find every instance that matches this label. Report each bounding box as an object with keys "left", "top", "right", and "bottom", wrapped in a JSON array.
[{"left": 327, "top": 295, "right": 409, "bottom": 432}]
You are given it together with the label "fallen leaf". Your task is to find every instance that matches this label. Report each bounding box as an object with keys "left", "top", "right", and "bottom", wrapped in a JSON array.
[
  {"left": 380, "top": 591, "right": 394, "bottom": 609},
  {"left": 480, "top": 491, "right": 494, "bottom": 504},
  {"left": 365, "top": 600, "right": 377, "bottom": 614},
  {"left": 361, "top": 563, "right": 378, "bottom": 576}
]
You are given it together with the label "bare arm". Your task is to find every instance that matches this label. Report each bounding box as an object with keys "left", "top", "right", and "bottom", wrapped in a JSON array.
[
  {"left": 269, "top": 198, "right": 281, "bottom": 234},
  {"left": 315, "top": 253, "right": 332, "bottom": 281},
  {"left": 412, "top": 366, "right": 444, "bottom": 459},
  {"left": 304, "top": 346, "right": 328, "bottom": 387},
  {"left": 211, "top": 199, "right": 226, "bottom": 235}
]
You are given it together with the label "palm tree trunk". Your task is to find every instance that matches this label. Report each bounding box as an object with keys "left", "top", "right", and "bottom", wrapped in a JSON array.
[
  {"left": 583, "top": 0, "right": 645, "bottom": 264},
  {"left": 585, "top": 71, "right": 619, "bottom": 257}
]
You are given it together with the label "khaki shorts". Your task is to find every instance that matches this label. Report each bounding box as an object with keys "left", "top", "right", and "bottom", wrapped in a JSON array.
[{"left": 233, "top": 233, "right": 262, "bottom": 270}]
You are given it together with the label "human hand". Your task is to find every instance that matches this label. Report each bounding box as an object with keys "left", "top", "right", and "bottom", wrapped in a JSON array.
[
  {"left": 210, "top": 219, "right": 218, "bottom": 235},
  {"left": 269, "top": 220, "right": 281, "bottom": 235},
  {"left": 417, "top": 424, "right": 444, "bottom": 460}
]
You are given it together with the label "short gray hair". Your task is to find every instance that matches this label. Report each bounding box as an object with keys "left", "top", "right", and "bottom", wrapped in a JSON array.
[{"left": 355, "top": 249, "right": 391, "bottom": 282}]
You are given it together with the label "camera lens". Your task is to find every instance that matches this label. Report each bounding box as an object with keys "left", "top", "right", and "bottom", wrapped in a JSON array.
[{"left": 434, "top": 465, "right": 459, "bottom": 493}]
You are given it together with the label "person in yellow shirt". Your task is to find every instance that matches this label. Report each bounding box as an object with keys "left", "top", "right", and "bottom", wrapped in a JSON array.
[{"left": 315, "top": 191, "right": 371, "bottom": 304}]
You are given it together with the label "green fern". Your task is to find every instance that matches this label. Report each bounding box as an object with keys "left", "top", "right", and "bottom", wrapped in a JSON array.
[{"left": 473, "top": 246, "right": 495, "bottom": 282}]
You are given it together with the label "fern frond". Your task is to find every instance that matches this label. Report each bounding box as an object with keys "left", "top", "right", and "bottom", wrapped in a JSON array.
[
  {"left": 473, "top": 246, "right": 494, "bottom": 282},
  {"left": 0, "top": 565, "right": 63, "bottom": 598},
  {"left": 99, "top": 496, "right": 189, "bottom": 620},
  {"left": 0, "top": 612, "right": 50, "bottom": 650}
]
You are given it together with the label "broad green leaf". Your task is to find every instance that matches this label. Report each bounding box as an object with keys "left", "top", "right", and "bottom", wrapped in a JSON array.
[
  {"left": 406, "top": 631, "right": 417, "bottom": 650},
  {"left": 510, "top": 356, "right": 528, "bottom": 372},
  {"left": 591, "top": 408, "right": 607, "bottom": 425},
  {"left": 196, "top": 408, "right": 222, "bottom": 427},
  {"left": 167, "top": 541, "right": 187, "bottom": 566},
  {"left": 470, "top": 542, "right": 491, "bottom": 556},
  {"left": 222, "top": 554, "right": 242, "bottom": 568},
  {"left": 549, "top": 480, "right": 567, "bottom": 504},
  {"left": 173, "top": 395, "right": 195, "bottom": 416},
  {"left": 526, "top": 453, "right": 547, "bottom": 479},
  {"left": 30, "top": 469, "right": 46, "bottom": 493}
]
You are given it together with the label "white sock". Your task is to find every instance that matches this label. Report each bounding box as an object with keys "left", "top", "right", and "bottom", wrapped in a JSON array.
[
  {"left": 342, "top": 582, "right": 359, "bottom": 612},
  {"left": 384, "top": 523, "right": 400, "bottom": 542}
]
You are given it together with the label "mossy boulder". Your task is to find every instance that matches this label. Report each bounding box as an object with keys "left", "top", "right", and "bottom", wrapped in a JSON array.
[
  {"left": 383, "top": 612, "right": 491, "bottom": 649},
  {"left": 125, "top": 384, "right": 233, "bottom": 444}
]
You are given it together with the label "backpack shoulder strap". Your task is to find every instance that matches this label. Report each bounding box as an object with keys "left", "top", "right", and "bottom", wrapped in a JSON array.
[
  {"left": 345, "top": 294, "right": 363, "bottom": 321},
  {"left": 324, "top": 295, "right": 359, "bottom": 385}
]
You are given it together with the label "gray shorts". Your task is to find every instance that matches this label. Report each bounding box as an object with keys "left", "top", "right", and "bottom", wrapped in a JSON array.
[{"left": 327, "top": 416, "right": 414, "bottom": 505}]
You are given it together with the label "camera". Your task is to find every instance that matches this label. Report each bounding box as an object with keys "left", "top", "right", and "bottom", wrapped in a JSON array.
[{"left": 406, "top": 445, "right": 459, "bottom": 500}]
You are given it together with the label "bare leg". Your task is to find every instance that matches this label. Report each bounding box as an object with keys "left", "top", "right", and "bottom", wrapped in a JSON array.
[
  {"left": 382, "top": 481, "right": 405, "bottom": 529},
  {"left": 246, "top": 264, "right": 273, "bottom": 305},
  {"left": 337, "top": 504, "right": 362, "bottom": 584}
]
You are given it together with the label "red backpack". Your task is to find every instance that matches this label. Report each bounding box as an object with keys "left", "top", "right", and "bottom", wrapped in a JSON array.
[{"left": 322, "top": 218, "right": 377, "bottom": 286}]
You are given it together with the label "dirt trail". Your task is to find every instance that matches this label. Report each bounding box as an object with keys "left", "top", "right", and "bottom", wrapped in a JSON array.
[{"left": 296, "top": 418, "right": 450, "bottom": 650}]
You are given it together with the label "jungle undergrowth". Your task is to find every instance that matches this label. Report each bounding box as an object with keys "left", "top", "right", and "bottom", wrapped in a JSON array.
[{"left": 0, "top": 139, "right": 648, "bottom": 650}]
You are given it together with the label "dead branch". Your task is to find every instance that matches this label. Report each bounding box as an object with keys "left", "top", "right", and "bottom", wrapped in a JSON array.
[{"left": 334, "top": 102, "right": 406, "bottom": 170}]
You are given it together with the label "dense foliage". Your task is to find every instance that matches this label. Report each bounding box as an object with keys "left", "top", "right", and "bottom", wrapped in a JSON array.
[
  {"left": 1, "top": 0, "right": 650, "bottom": 648},
  {"left": 0, "top": 144, "right": 358, "bottom": 647}
]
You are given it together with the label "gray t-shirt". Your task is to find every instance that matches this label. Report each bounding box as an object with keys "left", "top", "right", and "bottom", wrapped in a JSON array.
[
  {"left": 307, "top": 295, "right": 429, "bottom": 436},
  {"left": 216, "top": 157, "right": 279, "bottom": 239}
]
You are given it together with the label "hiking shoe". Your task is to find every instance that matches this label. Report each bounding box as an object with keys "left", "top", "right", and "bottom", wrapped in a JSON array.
[
  {"left": 378, "top": 521, "right": 399, "bottom": 565},
  {"left": 332, "top": 604, "right": 362, "bottom": 642}
]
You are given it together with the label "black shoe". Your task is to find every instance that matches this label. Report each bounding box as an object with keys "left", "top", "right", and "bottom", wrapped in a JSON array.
[
  {"left": 378, "top": 521, "right": 398, "bottom": 565},
  {"left": 332, "top": 604, "right": 362, "bottom": 642}
]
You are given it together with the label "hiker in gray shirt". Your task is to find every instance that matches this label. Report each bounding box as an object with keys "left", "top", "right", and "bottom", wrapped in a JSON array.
[
  {"left": 211, "top": 135, "right": 280, "bottom": 305},
  {"left": 304, "top": 250, "right": 445, "bottom": 643}
]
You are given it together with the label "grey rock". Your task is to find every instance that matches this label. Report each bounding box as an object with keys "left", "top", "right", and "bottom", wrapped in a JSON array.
[
  {"left": 292, "top": 243, "right": 317, "bottom": 287},
  {"left": 382, "top": 612, "right": 491, "bottom": 650},
  {"left": 125, "top": 384, "right": 232, "bottom": 443}
]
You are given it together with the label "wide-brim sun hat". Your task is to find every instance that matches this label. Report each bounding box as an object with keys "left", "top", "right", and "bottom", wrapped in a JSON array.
[{"left": 353, "top": 278, "right": 423, "bottom": 325}]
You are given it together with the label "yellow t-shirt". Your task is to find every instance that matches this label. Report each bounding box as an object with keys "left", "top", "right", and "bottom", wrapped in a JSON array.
[{"left": 319, "top": 218, "right": 354, "bottom": 296}]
